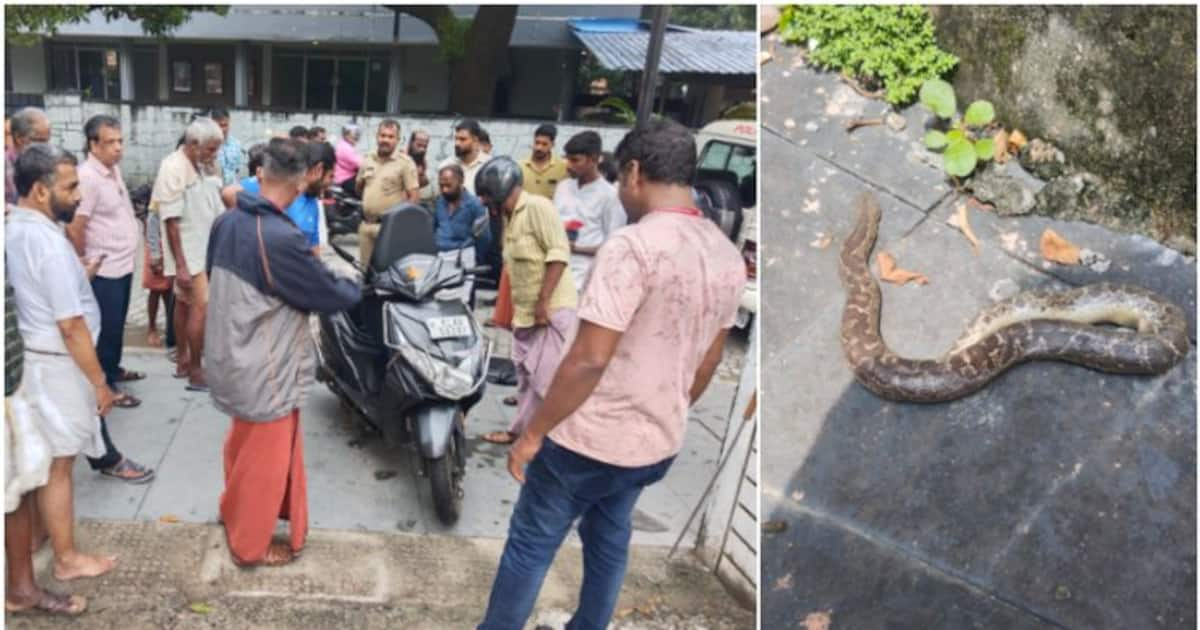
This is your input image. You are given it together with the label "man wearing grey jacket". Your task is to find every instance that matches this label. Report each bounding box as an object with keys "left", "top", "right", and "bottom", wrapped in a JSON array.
[{"left": 204, "top": 138, "right": 360, "bottom": 567}]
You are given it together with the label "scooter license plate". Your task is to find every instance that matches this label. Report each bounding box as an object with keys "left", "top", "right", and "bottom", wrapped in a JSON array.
[{"left": 426, "top": 315, "right": 472, "bottom": 339}]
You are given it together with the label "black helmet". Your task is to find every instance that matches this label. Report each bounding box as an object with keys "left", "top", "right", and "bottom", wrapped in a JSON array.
[{"left": 474, "top": 156, "right": 523, "bottom": 208}]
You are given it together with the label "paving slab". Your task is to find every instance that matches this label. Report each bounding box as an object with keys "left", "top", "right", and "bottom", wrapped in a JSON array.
[
  {"left": 11, "top": 520, "right": 753, "bottom": 629},
  {"left": 760, "top": 33, "right": 1197, "bottom": 630}
]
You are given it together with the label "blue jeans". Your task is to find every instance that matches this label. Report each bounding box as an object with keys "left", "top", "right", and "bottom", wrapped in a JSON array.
[{"left": 478, "top": 439, "right": 674, "bottom": 630}]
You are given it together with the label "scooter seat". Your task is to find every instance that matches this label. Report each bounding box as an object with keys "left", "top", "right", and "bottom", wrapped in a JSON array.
[{"left": 371, "top": 203, "right": 437, "bottom": 275}]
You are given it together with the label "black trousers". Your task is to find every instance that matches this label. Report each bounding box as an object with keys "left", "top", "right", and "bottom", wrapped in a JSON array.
[{"left": 87, "top": 274, "right": 131, "bottom": 471}]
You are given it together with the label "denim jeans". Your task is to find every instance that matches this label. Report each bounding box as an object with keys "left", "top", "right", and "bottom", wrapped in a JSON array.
[
  {"left": 87, "top": 274, "right": 131, "bottom": 471},
  {"left": 478, "top": 439, "right": 674, "bottom": 630}
]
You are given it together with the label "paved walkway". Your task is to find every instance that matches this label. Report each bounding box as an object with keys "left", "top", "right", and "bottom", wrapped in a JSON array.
[{"left": 759, "top": 35, "right": 1196, "bottom": 629}]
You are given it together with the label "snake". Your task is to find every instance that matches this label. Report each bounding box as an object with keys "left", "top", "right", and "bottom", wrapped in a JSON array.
[{"left": 839, "top": 192, "right": 1191, "bottom": 403}]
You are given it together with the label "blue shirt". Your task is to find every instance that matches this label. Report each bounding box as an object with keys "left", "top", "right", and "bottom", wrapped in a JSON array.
[
  {"left": 240, "top": 177, "right": 321, "bottom": 248},
  {"left": 218, "top": 137, "right": 244, "bottom": 186},
  {"left": 433, "top": 191, "right": 490, "bottom": 255}
]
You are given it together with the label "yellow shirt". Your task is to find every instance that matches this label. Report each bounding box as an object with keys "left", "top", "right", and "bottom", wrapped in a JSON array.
[
  {"left": 503, "top": 191, "right": 578, "bottom": 328},
  {"left": 520, "top": 155, "right": 569, "bottom": 200},
  {"left": 358, "top": 151, "right": 419, "bottom": 220}
]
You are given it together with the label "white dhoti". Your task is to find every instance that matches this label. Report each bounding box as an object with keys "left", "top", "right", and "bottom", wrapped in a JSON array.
[
  {"left": 10, "top": 352, "right": 106, "bottom": 461},
  {"left": 5, "top": 395, "right": 52, "bottom": 513}
]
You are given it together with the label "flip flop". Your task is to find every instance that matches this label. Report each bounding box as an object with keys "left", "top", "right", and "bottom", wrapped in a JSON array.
[
  {"left": 185, "top": 382, "right": 209, "bottom": 393},
  {"left": 5, "top": 591, "right": 88, "bottom": 616},
  {"left": 233, "top": 542, "right": 297, "bottom": 568},
  {"left": 115, "top": 368, "right": 146, "bottom": 382},
  {"left": 502, "top": 395, "right": 518, "bottom": 406},
  {"left": 99, "top": 458, "right": 155, "bottom": 484},
  {"left": 481, "top": 430, "right": 517, "bottom": 445},
  {"left": 112, "top": 392, "right": 142, "bottom": 408}
]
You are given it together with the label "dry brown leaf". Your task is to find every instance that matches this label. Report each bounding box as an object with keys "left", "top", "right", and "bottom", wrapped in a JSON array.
[
  {"left": 877, "top": 252, "right": 929, "bottom": 286},
  {"left": 1040, "top": 229, "right": 1081, "bottom": 265},
  {"left": 992, "top": 130, "right": 1010, "bottom": 163},
  {"left": 160, "top": 514, "right": 180, "bottom": 524},
  {"left": 809, "top": 234, "right": 833, "bottom": 249},
  {"left": 774, "top": 572, "right": 795, "bottom": 591},
  {"left": 946, "top": 204, "right": 981, "bottom": 255},
  {"left": 759, "top": 51, "right": 774, "bottom": 66},
  {"left": 802, "top": 612, "right": 833, "bottom": 630},
  {"left": 615, "top": 607, "right": 635, "bottom": 620},
  {"left": 1009, "top": 129, "right": 1029, "bottom": 152}
]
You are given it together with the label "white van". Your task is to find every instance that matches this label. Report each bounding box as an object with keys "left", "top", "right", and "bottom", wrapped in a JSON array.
[{"left": 694, "top": 120, "right": 757, "bottom": 329}]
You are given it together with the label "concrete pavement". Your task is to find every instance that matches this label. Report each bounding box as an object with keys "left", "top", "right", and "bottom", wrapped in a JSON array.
[{"left": 760, "top": 36, "right": 1195, "bottom": 629}]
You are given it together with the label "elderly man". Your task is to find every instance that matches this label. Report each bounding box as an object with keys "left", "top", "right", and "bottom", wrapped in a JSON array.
[
  {"left": 438, "top": 119, "right": 492, "bottom": 196},
  {"left": 553, "top": 131, "right": 626, "bottom": 291},
  {"left": 63, "top": 114, "right": 156, "bottom": 483},
  {"left": 475, "top": 158, "right": 578, "bottom": 446},
  {"left": 206, "top": 138, "right": 361, "bottom": 566},
  {"left": 433, "top": 164, "right": 490, "bottom": 306},
  {"left": 478, "top": 120, "right": 745, "bottom": 630},
  {"left": 8, "top": 144, "right": 123, "bottom": 584},
  {"left": 151, "top": 117, "right": 225, "bottom": 392},
  {"left": 6, "top": 108, "right": 51, "bottom": 205},
  {"left": 210, "top": 107, "right": 243, "bottom": 186},
  {"left": 519, "top": 124, "right": 568, "bottom": 200},
  {"left": 334, "top": 124, "right": 362, "bottom": 190},
  {"left": 356, "top": 119, "right": 420, "bottom": 266}
]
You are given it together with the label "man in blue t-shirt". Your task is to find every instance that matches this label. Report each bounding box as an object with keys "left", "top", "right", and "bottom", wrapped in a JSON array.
[
  {"left": 224, "top": 142, "right": 335, "bottom": 256},
  {"left": 433, "top": 163, "right": 490, "bottom": 307}
]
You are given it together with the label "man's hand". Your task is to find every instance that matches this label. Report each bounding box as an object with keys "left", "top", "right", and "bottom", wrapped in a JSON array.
[
  {"left": 175, "top": 269, "right": 193, "bottom": 290},
  {"left": 534, "top": 299, "right": 550, "bottom": 327},
  {"left": 82, "top": 257, "right": 102, "bottom": 280},
  {"left": 94, "top": 383, "right": 116, "bottom": 417},
  {"left": 507, "top": 432, "right": 544, "bottom": 483}
]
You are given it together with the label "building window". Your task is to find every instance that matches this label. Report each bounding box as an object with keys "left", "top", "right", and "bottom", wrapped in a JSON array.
[
  {"left": 204, "top": 62, "right": 223, "bottom": 95},
  {"left": 48, "top": 43, "right": 122, "bottom": 100},
  {"left": 272, "top": 49, "right": 389, "bottom": 113},
  {"left": 172, "top": 61, "right": 192, "bottom": 93}
]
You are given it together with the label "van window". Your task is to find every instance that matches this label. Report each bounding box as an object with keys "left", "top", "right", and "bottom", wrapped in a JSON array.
[{"left": 697, "top": 140, "right": 756, "bottom": 208}]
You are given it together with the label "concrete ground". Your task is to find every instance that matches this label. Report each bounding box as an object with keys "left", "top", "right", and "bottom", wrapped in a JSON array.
[
  {"left": 24, "top": 240, "right": 753, "bottom": 628},
  {"left": 760, "top": 37, "right": 1195, "bottom": 629}
]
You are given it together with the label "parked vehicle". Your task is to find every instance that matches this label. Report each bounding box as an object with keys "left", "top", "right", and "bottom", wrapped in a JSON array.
[
  {"left": 315, "top": 203, "right": 491, "bottom": 524},
  {"left": 693, "top": 120, "right": 758, "bottom": 329},
  {"left": 325, "top": 184, "right": 364, "bottom": 238}
]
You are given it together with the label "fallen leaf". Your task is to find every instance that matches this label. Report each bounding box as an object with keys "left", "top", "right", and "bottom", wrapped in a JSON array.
[
  {"left": 763, "top": 520, "right": 789, "bottom": 534},
  {"left": 802, "top": 611, "right": 833, "bottom": 630},
  {"left": 992, "top": 130, "right": 1010, "bottom": 163},
  {"left": 877, "top": 252, "right": 929, "bottom": 286},
  {"left": 946, "top": 204, "right": 980, "bottom": 255},
  {"left": 1040, "top": 229, "right": 1081, "bottom": 265},
  {"left": 809, "top": 235, "right": 833, "bottom": 249},
  {"left": 615, "top": 607, "right": 635, "bottom": 620},
  {"left": 159, "top": 514, "right": 180, "bottom": 524},
  {"left": 774, "top": 572, "right": 795, "bottom": 591},
  {"left": 188, "top": 602, "right": 214, "bottom": 615},
  {"left": 1009, "top": 129, "right": 1029, "bottom": 152},
  {"left": 759, "top": 51, "right": 773, "bottom": 66}
]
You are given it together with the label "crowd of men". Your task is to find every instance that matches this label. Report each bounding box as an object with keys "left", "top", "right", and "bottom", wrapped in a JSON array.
[{"left": 3, "top": 104, "right": 745, "bottom": 629}]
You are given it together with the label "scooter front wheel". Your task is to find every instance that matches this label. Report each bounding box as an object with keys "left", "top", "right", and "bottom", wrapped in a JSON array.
[{"left": 427, "top": 453, "right": 462, "bottom": 525}]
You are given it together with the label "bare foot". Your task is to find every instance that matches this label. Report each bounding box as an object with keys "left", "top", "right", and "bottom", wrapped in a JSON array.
[
  {"left": 53, "top": 552, "right": 118, "bottom": 581},
  {"left": 146, "top": 329, "right": 163, "bottom": 348}
]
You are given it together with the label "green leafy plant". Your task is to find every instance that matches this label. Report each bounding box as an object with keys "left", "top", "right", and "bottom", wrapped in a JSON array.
[
  {"left": 596, "top": 97, "right": 637, "bottom": 125},
  {"left": 777, "top": 5, "right": 958, "bottom": 106},
  {"left": 919, "top": 79, "right": 996, "bottom": 178},
  {"left": 433, "top": 14, "right": 472, "bottom": 63}
]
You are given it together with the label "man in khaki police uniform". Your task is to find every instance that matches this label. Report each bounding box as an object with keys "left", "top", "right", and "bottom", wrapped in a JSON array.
[{"left": 356, "top": 119, "right": 420, "bottom": 266}]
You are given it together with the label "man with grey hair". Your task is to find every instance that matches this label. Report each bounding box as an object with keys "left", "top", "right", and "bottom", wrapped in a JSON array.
[
  {"left": 334, "top": 124, "right": 362, "bottom": 190},
  {"left": 150, "top": 116, "right": 224, "bottom": 392},
  {"left": 206, "top": 138, "right": 360, "bottom": 566},
  {"left": 5, "top": 107, "right": 51, "bottom": 205},
  {"left": 7, "top": 143, "right": 121, "bottom": 583}
]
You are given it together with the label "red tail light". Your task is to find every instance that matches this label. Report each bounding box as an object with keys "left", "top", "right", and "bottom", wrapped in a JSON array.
[{"left": 742, "top": 240, "right": 757, "bottom": 281}]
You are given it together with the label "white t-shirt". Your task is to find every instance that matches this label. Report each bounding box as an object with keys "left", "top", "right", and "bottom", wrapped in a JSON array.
[
  {"left": 6, "top": 207, "right": 102, "bottom": 353},
  {"left": 552, "top": 176, "right": 626, "bottom": 290},
  {"left": 438, "top": 152, "right": 492, "bottom": 195}
]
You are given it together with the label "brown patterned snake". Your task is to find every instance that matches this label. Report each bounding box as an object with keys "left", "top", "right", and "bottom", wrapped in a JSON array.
[{"left": 839, "top": 193, "right": 1190, "bottom": 402}]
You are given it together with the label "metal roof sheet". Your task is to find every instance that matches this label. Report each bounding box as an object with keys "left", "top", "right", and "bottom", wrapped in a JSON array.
[{"left": 571, "top": 29, "right": 756, "bottom": 76}]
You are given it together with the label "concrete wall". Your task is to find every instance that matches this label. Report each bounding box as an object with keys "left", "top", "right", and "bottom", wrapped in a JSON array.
[
  {"left": 7, "top": 42, "right": 47, "bottom": 93},
  {"left": 43, "top": 92, "right": 632, "bottom": 187}
]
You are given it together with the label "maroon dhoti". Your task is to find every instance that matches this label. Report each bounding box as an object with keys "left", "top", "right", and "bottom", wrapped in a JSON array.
[{"left": 219, "top": 409, "right": 307, "bottom": 564}]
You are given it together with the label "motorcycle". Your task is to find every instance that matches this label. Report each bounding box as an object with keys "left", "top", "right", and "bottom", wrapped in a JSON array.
[
  {"left": 314, "top": 203, "right": 491, "bottom": 525},
  {"left": 325, "top": 184, "right": 365, "bottom": 237}
]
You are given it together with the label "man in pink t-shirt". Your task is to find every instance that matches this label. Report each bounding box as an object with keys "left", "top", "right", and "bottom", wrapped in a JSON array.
[
  {"left": 478, "top": 120, "right": 746, "bottom": 630},
  {"left": 333, "top": 124, "right": 363, "bottom": 189}
]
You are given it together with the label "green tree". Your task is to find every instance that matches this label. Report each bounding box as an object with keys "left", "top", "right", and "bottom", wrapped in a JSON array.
[
  {"left": 386, "top": 5, "right": 518, "bottom": 117},
  {"left": 652, "top": 6, "right": 756, "bottom": 31},
  {"left": 6, "top": 5, "right": 229, "bottom": 45}
]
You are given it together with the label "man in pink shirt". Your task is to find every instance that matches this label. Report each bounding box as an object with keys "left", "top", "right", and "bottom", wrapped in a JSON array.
[
  {"left": 478, "top": 120, "right": 746, "bottom": 630},
  {"left": 333, "top": 124, "right": 363, "bottom": 190},
  {"left": 64, "top": 114, "right": 155, "bottom": 483}
]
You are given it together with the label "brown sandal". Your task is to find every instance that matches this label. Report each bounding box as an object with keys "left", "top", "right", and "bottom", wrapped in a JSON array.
[
  {"left": 5, "top": 591, "right": 88, "bottom": 616},
  {"left": 481, "top": 430, "right": 518, "bottom": 445},
  {"left": 235, "top": 542, "right": 296, "bottom": 567}
]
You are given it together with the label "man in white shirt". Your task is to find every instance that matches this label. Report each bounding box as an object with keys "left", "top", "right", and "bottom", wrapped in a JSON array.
[
  {"left": 438, "top": 119, "right": 492, "bottom": 195},
  {"left": 552, "top": 131, "right": 626, "bottom": 291}
]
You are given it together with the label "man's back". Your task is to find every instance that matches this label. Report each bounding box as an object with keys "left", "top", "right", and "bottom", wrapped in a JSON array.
[{"left": 548, "top": 211, "right": 745, "bottom": 467}]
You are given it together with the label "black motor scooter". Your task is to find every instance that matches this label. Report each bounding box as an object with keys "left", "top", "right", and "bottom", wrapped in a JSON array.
[
  {"left": 325, "top": 184, "right": 364, "bottom": 237},
  {"left": 315, "top": 203, "right": 491, "bottom": 524}
]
